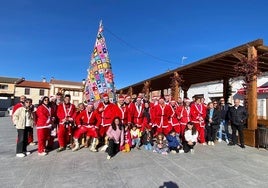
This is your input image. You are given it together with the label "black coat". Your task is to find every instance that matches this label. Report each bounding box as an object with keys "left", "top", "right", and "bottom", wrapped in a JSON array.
[
  {"left": 205, "top": 108, "right": 220, "bottom": 128},
  {"left": 228, "top": 105, "right": 248, "bottom": 126}
]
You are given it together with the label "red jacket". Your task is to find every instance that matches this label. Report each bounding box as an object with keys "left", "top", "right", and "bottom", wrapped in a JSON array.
[
  {"left": 115, "top": 103, "right": 131, "bottom": 125},
  {"left": 75, "top": 109, "right": 100, "bottom": 128},
  {"left": 176, "top": 106, "right": 191, "bottom": 125},
  {"left": 190, "top": 103, "right": 207, "bottom": 127},
  {"left": 36, "top": 104, "right": 54, "bottom": 128},
  {"left": 128, "top": 102, "right": 144, "bottom": 127},
  {"left": 169, "top": 105, "right": 180, "bottom": 126},
  {"left": 153, "top": 104, "right": 172, "bottom": 128},
  {"left": 57, "top": 103, "right": 76, "bottom": 125},
  {"left": 97, "top": 102, "right": 118, "bottom": 127}
]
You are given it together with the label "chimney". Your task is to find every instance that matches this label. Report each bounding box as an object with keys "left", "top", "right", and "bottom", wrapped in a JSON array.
[{"left": 42, "top": 77, "right": 46, "bottom": 82}]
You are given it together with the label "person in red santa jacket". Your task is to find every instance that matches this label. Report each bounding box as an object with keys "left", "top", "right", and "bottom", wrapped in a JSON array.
[
  {"left": 56, "top": 94, "right": 77, "bottom": 152},
  {"left": 73, "top": 102, "right": 100, "bottom": 152},
  {"left": 97, "top": 93, "right": 119, "bottom": 151},
  {"left": 169, "top": 98, "right": 181, "bottom": 136},
  {"left": 115, "top": 95, "right": 131, "bottom": 126},
  {"left": 128, "top": 96, "right": 144, "bottom": 130},
  {"left": 176, "top": 98, "right": 192, "bottom": 139},
  {"left": 36, "top": 96, "right": 56, "bottom": 156},
  {"left": 190, "top": 97, "right": 207, "bottom": 145},
  {"left": 153, "top": 98, "right": 173, "bottom": 136}
]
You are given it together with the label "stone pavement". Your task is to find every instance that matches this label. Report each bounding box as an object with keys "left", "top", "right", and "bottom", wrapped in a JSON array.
[{"left": 0, "top": 116, "right": 268, "bottom": 188}]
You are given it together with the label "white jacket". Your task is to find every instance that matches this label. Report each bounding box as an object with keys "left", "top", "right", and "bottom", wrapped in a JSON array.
[
  {"left": 184, "top": 130, "right": 198, "bottom": 142},
  {"left": 13, "top": 107, "right": 35, "bottom": 129}
]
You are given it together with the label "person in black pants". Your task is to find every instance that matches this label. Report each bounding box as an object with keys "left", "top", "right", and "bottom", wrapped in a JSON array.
[
  {"left": 228, "top": 99, "right": 248, "bottom": 148},
  {"left": 205, "top": 102, "right": 220, "bottom": 146}
]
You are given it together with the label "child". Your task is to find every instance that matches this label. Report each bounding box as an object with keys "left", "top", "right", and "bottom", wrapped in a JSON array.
[
  {"left": 166, "top": 130, "right": 181, "bottom": 153},
  {"left": 120, "top": 124, "right": 132, "bottom": 152},
  {"left": 153, "top": 133, "right": 168, "bottom": 155},
  {"left": 142, "top": 128, "right": 153, "bottom": 150},
  {"left": 183, "top": 121, "right": 198, "bottom": 153},
  {"left": 130, "top": 124, "right": 142, "bottom": 149}
]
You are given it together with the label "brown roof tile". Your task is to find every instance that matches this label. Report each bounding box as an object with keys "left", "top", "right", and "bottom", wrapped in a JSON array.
[{"left": 16, "top": 81, "right": 50, "bottom": 89}]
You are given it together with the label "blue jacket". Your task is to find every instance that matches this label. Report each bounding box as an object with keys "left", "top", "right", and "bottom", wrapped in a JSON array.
[{"left": 166, "top": 135, "right": 180, "bottom": 148}]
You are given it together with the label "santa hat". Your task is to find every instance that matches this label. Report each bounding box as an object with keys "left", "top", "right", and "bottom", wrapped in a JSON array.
[
  {"left": 102, "top": 93, "right": 109, "bottom": 98},
  {"left": 49, "top": 95, "right": 56, "bottom": 101},
  {"left": 184, "top": 98, "right": 191, "bottom": 103},
  {"left": 136, "top": 96, "right": 142, "bottom": 100},
  {"left": 118, "top": 95, "right": 125, "bottom": 100}
]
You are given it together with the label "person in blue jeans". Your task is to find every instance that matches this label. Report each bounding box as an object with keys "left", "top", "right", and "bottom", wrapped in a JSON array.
[
  {"left": 217, "top": 98, "right": 230, "bottom": 144},
  {"left": 141, "top": 128, "right": 153, "bottom": 150}
]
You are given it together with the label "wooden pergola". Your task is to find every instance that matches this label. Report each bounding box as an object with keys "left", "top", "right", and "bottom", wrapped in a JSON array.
[{"left": 118, "top": 39, "right": 268, "bottom": 147}]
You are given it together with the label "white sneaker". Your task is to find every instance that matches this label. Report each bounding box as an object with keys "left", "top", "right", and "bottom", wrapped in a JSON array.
[
  {"left": 190, "top": 149, "right": 194, "bottom": 154},
  {"left": 25, "top": 151, "right": 31, "bottom": 156},
  {"left": 179, "top": 149, "right": 184, "bottom": 153},
  {"left": 29, "top": 142, "right": 36, "bottom": 146},
  {"left": 16, "top": 153, "right": 25, "bottom": 158},
  {"left": 226, "top": 139, "right": 229, "bottom": 144},
  {"left": 208, "top": 141, "right": 211, "bottom": 146},
  {"left": 218, "top": 139, "right": 222, "bottom": 143},
  {"left": 100, "top": 144, "right": 108, "bottom": 151},
  {"left": 211, "top": 141, "right": 215, "bottom": 146},
  {"left": 170, "top": 150, "right": 176, "bottom": 154},
  {"left": 38, "top": 152, "right": 47, "bottom": 156},
  {"left": 202, "top": 143, "right": 207, "bottom": 146},
  {"left": 107, "top": 155, "right": 111, "bottom": 160}
]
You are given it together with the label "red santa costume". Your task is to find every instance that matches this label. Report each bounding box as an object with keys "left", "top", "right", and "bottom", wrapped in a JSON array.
[
  {"left": 128, "top": 96, "right": 144, "bottom": 129},
  {"left": 36, "top": 98, "right": 54, "bottom": 155},
  {"left": 57, "top": 99, "right": 76, "bottom": 150},
  {"left": 169, "top": 98, "right": 180, "bottom": 134},
  {"left": 73, "top": 103, "right": 100, "bottom": 151},
  {"left": 190, "top": 98, "right": 207, "bottom": 144},
  {"left": 97, "top": 94, "right": 118, "bottom": 138},
  {"left": 176, "top": 98, "right": 192, "bottom": 136},
  {"left": 153, "top": 98, "right": 173, "bottom": 136},
  {"left": 115, "top": 95, "right": 131, "bottom": 125}
]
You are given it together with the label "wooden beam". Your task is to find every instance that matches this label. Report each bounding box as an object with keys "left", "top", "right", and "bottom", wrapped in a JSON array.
[{"left": 232, "top": 52, "right": 246, "bottom": 61}]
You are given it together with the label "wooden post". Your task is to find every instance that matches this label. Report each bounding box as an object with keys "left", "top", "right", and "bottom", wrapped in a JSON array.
[
  {"left": 247, "top": 46, "right": 258, "bottom": 130},
  {"left": 223, "top": 78, "right": 229, "bottom": 102},
  {"left": 127, "top": 87, "right": 133, "bottom": 97},
  {"left": 243, "top": 46, "right": 258, "bottom": 147},
  {"left": 170, "top": 72, "right": 180, "bottom": 101}
]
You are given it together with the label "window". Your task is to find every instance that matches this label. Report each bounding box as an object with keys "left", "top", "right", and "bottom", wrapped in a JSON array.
[
  {"left": 0, "top": 84, "right": 8, "bottom": 90},
  {"left": 39, "top": 89, "right": 45, "bottom": 96},
  {"left": 74, "top": 91, "right": 79, "bottom": 96},
  {"left": 25, "top": 88, "right": 30, "bottom": 95}
]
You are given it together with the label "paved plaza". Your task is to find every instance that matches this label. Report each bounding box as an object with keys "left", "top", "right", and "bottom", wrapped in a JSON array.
[{"left": 0, "top": 116, "right": 268, "bottom": 188}]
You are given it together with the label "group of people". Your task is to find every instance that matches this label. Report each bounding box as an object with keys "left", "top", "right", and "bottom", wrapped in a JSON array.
[{"left": 12, "top": 92, "right": 248, "bottom": 159}]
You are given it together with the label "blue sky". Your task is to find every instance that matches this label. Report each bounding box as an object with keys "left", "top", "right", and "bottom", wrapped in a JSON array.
[{"left": 1, "top": 0, "right": 268, "bottom": 89}]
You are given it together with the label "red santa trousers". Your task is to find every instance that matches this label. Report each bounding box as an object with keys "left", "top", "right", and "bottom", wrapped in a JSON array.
[
  {"left": 58, "top": 124, "right": 72, "bottom": 148},
  {"left": 99, "top": 125, "right": 109, "bottom": 138},
  {"left": 194, "top": 123, "right": 205, "bottom": 143},
  {"left": 37, "top": 128, "right": 49, "bottom": 153},
  {"left": 73, "top": 126, "right": 98, "bottom": 139}
]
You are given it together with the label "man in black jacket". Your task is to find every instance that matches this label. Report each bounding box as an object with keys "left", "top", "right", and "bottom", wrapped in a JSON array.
[{"left": 228, "top": 99, "right": 248, "bottom": 148}]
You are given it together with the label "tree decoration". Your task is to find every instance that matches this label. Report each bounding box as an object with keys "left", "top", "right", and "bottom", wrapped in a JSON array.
[{"left": 170, "top": 72, "right": 184, "bottom": 99}]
